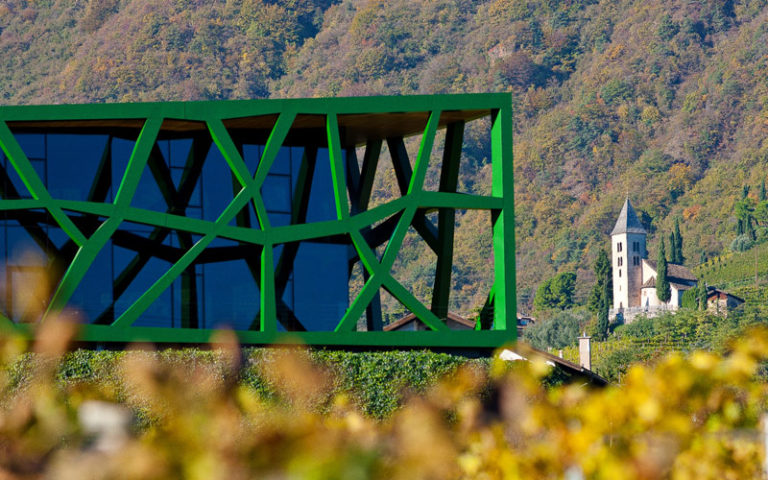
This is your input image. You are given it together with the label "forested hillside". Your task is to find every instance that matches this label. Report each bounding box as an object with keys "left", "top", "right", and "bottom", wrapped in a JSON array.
[{"left": 2, "top": 0, "right": 767, "bottom": 314}]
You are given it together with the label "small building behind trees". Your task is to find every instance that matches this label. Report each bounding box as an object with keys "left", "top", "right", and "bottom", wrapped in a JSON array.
[{"left": 706, "top": 287, "right": 745, "bottom": 316}]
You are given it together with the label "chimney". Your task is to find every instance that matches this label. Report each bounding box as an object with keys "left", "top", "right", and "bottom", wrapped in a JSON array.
[{"left": 578, "top": 333, "right": 592, "bottom": 371}]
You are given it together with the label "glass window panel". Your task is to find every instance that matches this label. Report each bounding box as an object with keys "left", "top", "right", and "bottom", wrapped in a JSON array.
[
  {"left": 2, "top": 157, "right": 32, "bottom": 198},
  {"left": 46, "top": 134, "right": 111, "bottom": 202},
  {"left": 305, "top": 148, "right": 338, "bottom": 223},
  {"left": 46, "top": 225, "right": 72, "bottom": 252},
  {"left": 270, "top": 147, "right": 291, "bottom": 175},
  {"left": 262, "top": 174, "right": 291, "bottom": 213},
  {"left": 69, "top": 240, "right": 114, "bottom": 324},
  {"left": 166, "top": 266, "right": 203, "bottom": 328},
  {"left": 5, "top": 225, "right": 46, "bottom": 263},
  {"left": 202, "top": 145, "right": 237, "bottom": 222},
  {"left": 13, "top": 133, "right": 46, "bottom": 159},
  {"left": 157, "top": 141, "right": 170, "bottom": 162},
  {"left": 202, "top": 260, "right": 260, "bottom": 331},
  {"left": 31, "top": 159, "right": 46, "bottom": 185},
  {"left": 168, "top": 139, "right": 192, "bottom": 168},
  {"left": 242, "top": 144, "right": 262, "bottom": 175},
  {"left": 289, "top": 242, "right": 348, "bottom": 331},
  {"left": 268, "top": 212, "right": 291, "bottom": 228}
]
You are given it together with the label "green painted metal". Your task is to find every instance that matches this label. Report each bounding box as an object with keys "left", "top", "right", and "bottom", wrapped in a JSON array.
[{"left": 0, "top": 93, "right": 516, "bottom": 348}]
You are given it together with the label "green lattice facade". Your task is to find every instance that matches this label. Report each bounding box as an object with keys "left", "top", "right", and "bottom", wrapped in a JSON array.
[{"left": 0, "top": 94, "right": 515, "bottom": 347}]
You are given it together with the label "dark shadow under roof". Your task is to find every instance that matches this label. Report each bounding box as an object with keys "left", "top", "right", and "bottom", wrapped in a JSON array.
[{"left": 6, "top": 110, "right": 490, "bottom": 149}]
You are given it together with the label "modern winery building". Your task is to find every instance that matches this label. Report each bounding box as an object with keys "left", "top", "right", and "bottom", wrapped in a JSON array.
[{"left": 0, "top": 94, "right": 515, "bottom": 347}]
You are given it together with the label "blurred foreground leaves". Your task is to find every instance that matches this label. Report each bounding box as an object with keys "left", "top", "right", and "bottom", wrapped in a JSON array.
[{"left": 1, "top": 321, "right": 768, "bottom": 479}]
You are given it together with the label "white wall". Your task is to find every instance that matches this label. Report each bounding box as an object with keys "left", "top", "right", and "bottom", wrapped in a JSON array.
[{"left": 612, "top": 232, "right": 646, "bottom": 309}]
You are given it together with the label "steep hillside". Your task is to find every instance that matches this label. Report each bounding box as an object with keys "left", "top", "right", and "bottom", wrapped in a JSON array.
[{"left": 1, "top": 0, "right": 767, "bottom": 315}]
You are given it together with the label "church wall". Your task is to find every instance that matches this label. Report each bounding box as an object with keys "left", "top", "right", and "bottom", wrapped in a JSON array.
[
  {"left": 642, "top": 260, "right": 655, "bottom": 284},
  {"left": 612, "top": 232, "right": 646, "bottom": 309},
  {"left": 641, "top": 287, "right": 660, "bottom": 307}
]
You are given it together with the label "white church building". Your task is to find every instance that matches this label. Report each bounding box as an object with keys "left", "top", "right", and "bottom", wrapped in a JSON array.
[{"left": 610, "top": 199, "right": 698, "bottom": 321}]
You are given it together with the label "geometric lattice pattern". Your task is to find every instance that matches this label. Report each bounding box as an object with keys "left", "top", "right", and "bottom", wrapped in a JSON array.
[{"left": 0, "top": 94, "right": 515, "bottom": 347}]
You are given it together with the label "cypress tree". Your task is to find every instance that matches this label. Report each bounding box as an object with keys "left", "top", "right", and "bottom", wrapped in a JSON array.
[
  {"left": 746, "top": 217, "right": 756, "bottom": 241},
  {"left": 760, "top": 179, "right": 767, "bottom": 202},
  {"left": 588, "top": 249, "right": 612, "bottom": 313},
  {"left": 595, "top": 280, "right": 609, "bottom": 341},
  {"left": 656, "top": 238, "right": 671, "bottom": 303},
  {"left": 669, "top": 232, "right": 677, "bottom": 265},
  {"left": 673, "top": 218, "right": 684, "bottom": 264}
]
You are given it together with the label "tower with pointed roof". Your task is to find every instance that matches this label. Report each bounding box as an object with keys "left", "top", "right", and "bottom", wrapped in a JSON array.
[{"left": 611, "top": 198, "right": 647, "bottom": 311}]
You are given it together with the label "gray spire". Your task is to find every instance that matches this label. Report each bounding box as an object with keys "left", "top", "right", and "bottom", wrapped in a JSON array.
[{"left": 610, "top": 198, "right": 647, "bottom": 235}]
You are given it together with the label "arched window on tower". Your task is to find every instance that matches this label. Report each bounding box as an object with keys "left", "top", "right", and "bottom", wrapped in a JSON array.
[{"left": 617, "top": 242, "right": 623, "bottom": 252}]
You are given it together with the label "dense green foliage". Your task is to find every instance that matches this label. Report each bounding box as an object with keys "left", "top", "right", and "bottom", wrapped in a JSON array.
[
  {"left": 680, "top": 283, "right": 706, "bottom": 309},
  {"left": 560, "top": 305, "right": 768, "bottom": 381},
  {"left": 522, "top": 308, "right": 588, "bottom": 350},
  {"left": 587, "top": 248, "right": 611, "bottom": 313},
  {"left": 671, "top": 217, "right": 684, "bottom": 264},
  {"left": 656, "top": 238, "right": 671, "bottom": 302},
  {"left": 595, "top": 280, "right": 610, "bottom": 340},
  {"left": 533, "top": 271, "right": 577, "bottom": 311},
  {"left": 8, "top": 347, "right": 484, "bottom": 419},
  {"left": 2, "top": 0, "right": 768, "bottom": 314},
  {"left": 695, "top": 239, "right": 768, "bottom": 289}
]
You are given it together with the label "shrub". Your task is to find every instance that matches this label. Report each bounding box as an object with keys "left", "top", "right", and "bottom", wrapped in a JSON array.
[
  {"left": 523, "top": 308, "right": 588, "bottom": 350},
  {"left": 730, "top": 234, "right": 754, "bottom": 252}
]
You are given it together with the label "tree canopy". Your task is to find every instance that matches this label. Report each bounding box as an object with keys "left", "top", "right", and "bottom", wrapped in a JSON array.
[{"left": 534, "top": 272, "right": 577, "bottom": 311}]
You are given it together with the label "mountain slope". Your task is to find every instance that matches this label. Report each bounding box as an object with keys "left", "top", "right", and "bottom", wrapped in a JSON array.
[{"left": 1, "top": 0, "right": 767, "bottom": 314}]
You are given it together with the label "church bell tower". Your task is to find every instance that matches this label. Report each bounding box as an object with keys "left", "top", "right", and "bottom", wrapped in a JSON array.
[{"left": 610, "top": 198, "right": 647, "bottom": 310}]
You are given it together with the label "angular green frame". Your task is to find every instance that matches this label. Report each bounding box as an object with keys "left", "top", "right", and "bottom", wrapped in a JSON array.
[{"left": 0, "top": 94, "right": 516, "bottom": 347}]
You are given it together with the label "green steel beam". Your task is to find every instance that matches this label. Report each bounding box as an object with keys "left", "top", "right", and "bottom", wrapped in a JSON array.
[
  {"left": 327, "top": 114, "right": 350, "bottom": 221},
  {"left": 491, "top": 106, "right": 516, "bottom": 330},
  {"left": 431, "top": 121, "right": 464, "bottom": 318}
]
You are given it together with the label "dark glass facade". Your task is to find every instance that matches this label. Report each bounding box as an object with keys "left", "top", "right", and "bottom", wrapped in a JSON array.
[{"left": 0, "top": 131, "right": 347, "bottom": 331}]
